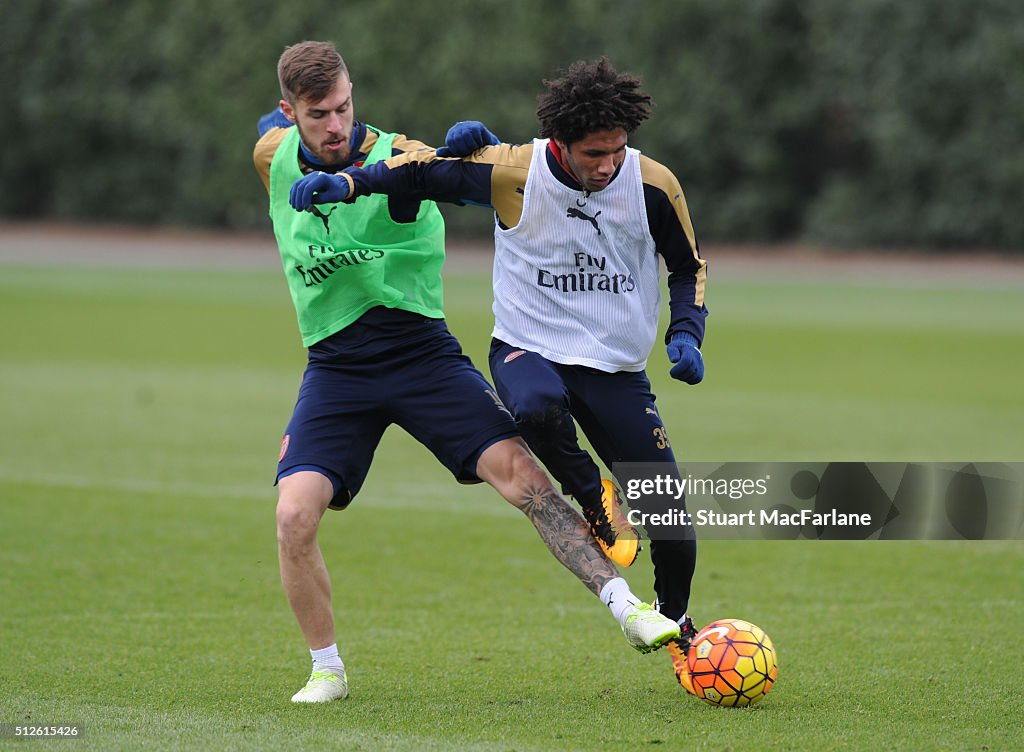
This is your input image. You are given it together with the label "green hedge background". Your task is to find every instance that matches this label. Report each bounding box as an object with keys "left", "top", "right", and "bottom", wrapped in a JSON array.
[{"left": 3, "top": 0, "right": 1021, "bottom": 249}]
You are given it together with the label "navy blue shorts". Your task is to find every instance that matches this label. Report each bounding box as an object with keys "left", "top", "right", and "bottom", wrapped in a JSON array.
[
  {"left": 488, "top": 339, "right": 677, "bottom": 471},
  {"left": 277, "top": 308, "right": 518, "bottom": 509}
]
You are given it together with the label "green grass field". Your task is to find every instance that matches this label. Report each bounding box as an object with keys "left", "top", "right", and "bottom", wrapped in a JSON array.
[{"left": 1, "top": 249, "right": 1022, "bottom": 751}]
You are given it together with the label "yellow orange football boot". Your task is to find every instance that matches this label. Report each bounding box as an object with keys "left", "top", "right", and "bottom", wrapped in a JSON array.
[
  {"left": 580, "top": 479, "right": 640, "bottom": 567},
  {"left": 667, "top": 616, "right": 698, "bottom": 695}
]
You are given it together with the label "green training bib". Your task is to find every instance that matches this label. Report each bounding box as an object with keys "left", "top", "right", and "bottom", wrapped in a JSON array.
[{"left": 268, "top": 126, "right": 446, "bottom": 346}]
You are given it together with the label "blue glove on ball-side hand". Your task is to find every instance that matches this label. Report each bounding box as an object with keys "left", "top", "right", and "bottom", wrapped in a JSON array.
[
  {"left": 289, "top": 171, "right": 351, "bottom": 211},
  {"left": 435, "top": 120, "right": 500, "bottom": 157},
  {"left": 667, "top": 332, "right": 704, "bottom": 385}
]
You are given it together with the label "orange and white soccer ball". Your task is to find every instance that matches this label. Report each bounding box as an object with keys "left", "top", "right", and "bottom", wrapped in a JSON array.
[{"left": 687, "top": 618, "right": 778, "bottom": 707}]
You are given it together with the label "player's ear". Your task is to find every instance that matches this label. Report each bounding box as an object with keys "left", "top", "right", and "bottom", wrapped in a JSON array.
[{"left": 280, "top": 100, "right": 298, "bottom": 124}]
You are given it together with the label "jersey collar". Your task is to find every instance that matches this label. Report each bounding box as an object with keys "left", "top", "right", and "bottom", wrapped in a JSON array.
[{"left": 545, "top": 139, "right": 625, "bottom": 192}]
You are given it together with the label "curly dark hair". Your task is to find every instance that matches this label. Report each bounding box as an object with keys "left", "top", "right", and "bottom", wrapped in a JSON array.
[{"left": 537, "top": 57, "right": 653, "bottom": 146}]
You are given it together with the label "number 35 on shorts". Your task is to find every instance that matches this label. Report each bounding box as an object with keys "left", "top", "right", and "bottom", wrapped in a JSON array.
[{"left": 653, "top": 426, "right": 671, "bottom": 449}]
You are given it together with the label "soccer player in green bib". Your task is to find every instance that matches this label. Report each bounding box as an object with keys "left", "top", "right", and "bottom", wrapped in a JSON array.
[{"left": 253, "top": 41, "right": 681, "bottom": 703}]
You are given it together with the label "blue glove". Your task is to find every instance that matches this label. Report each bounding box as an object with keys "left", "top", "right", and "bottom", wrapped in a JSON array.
[
  {"left": 435, "top": 120, "right": 500, "bottom": 157},
  {"left": 289, "top": 171, "right": 351, "bottom": 211},
  {"left": 667, "top": 332, "right": 704, "bottom": 385},
  {"left": 257, "top": 106, "right": 292, "bottom": 137}
]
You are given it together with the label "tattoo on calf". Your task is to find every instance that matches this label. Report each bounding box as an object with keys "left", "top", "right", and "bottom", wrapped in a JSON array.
[{"left": 514, "top": 485, "right": 616, "bottom": 594}]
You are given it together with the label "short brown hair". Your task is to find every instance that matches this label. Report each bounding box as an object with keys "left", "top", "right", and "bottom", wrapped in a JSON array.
[{"left": 277, "top": 41, "right": 348, "bottom": 104}]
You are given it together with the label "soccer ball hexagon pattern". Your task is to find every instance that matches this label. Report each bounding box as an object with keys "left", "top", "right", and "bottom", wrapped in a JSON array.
[{"left": 687, "top": 618, "right": 778, "bottom": 707}]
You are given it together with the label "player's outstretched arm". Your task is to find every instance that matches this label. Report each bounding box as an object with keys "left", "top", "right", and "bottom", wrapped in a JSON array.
[
  {"left": 346, "top": 141, "right": 503, "bottom": 208},
  {"left": 286, "top": 121, "right": 500, "bottom": 212}
]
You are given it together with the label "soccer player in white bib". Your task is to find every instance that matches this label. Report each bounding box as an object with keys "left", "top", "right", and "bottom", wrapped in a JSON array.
[{"left": 289, "top": 57, "right": 707, "bottom": 693}]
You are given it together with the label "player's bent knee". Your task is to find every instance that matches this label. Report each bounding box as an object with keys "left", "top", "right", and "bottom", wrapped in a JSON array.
[
  {"left": 514, "top": 396, "right": 567, "bottom": 431},
  {"left": 276, "top": 503, "right": 321, "bottom": 535},
  {"left": 276, "top": 472, "right": 333, "bottom": 542}
]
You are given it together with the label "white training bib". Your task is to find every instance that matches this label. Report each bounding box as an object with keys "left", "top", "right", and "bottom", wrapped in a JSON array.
[{"left": 492, "top": 139, "right": 661, "bottom": 372}]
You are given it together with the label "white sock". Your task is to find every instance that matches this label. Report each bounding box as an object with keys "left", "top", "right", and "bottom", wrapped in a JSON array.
[
  {"left": 310, "top": 643, "right": 345, "bottom": 673},
  {"left": 600, "top": 577, "right": 641, "bottom": 628}
]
